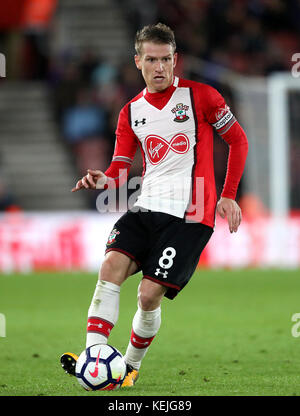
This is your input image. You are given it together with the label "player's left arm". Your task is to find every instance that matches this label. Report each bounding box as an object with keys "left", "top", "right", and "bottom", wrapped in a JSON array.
[
  {"left": 203, "top": 85, "right": 249, "bottom": 233},
  {"left": 216, "top": 120, "right": 248, "bottom": 233}
]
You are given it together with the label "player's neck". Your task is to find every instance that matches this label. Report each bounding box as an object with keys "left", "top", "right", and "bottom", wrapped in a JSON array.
[
  {"left": 145, "top": 82, "right": 175, "bottom": 97},
  {"left": 144, "top": 81, "right": 176, "bottom": 110},
  {"left": 146, "top": 77, "right": 176, "bottom": 96}
]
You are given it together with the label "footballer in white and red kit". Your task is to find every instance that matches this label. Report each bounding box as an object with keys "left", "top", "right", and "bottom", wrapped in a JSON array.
[
  {"left": 105, "top": 75, "right": 247, "bottom": 228},
  {"left": 61, "top": 23, "right": 248, "bottom": 388},
  {"left": 103, "top": 75, "right": 248, "bottom": 299}
]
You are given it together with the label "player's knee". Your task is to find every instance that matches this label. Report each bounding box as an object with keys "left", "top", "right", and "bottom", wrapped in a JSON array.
[
  {"left": 138, "top": 292, "right": 155, "bottom": 311},
  {"left": 138, "top": 288, "right": 162, "bottom": 311},
  {"left": 99, "top": 256, "right": 124, "bottom": 285}
]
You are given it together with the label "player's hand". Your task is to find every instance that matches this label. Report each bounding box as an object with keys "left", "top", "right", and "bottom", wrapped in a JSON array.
[
  {"left": 216, "top": 197, "right": 242, "bottom": 233},
  {"left": 71, "top": 169, "right": 108, "bottom": 192}
]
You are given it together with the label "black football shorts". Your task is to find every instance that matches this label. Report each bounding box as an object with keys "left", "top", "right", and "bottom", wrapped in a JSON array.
[{"left": 105, "top": 208, "right": 213, "bottom": 299}]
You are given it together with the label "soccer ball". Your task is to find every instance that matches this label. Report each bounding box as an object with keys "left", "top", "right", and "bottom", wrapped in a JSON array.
[{"left": 75, "top": 344, "right": 126, "bottom": 391}]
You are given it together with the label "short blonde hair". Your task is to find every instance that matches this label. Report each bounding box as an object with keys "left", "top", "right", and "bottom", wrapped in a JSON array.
[{"left": 135, "top": 23, "right": 176, "bottom": 56}]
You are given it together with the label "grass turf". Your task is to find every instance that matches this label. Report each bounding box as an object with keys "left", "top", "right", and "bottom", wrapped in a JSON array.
[{"left": 0, "top": 269, "right": 300, "bottom": 396}]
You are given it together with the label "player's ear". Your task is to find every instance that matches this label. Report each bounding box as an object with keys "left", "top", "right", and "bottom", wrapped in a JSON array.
[
  {"left": 173, "top": 52, "right": 178, "bottom": 69},
  {"left": 134, "top": 54, "right": 142, "bottom": 70}
]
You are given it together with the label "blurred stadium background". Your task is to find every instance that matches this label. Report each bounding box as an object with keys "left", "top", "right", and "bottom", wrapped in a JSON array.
[{"left": 0, "top": 0, "right": 300, "bottom": 273}]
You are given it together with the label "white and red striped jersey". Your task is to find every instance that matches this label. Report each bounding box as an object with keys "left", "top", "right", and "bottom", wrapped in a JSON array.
[{"left": 105, "top": 76, "right": 248, "bottom": 228}]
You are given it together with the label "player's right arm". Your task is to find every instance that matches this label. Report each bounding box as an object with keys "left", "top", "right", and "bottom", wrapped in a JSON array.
[
  {"left": 71, "top": 103, "right": 138, "bottom": 192},
  {"left": 71, "top": 169, "right": 107, "bottom": 192}
]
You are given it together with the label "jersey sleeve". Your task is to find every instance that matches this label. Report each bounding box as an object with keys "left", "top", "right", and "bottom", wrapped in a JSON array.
[
  {"left": 104, "top": 103, "right": 138, "bottom": 188},
  {"left": 201, "top": 85, "right": 249, "bottom": 200},
  {"left": 201, "top": 84, "right": 237, "bottom": 134}
]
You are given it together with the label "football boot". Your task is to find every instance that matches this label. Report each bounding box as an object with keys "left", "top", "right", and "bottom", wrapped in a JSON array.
[
  {"left": 121, "top": 363, "right": 139, "bottom": 387},
  {"left": 60, "top": 352, "right": 78, "bottom": 376}
]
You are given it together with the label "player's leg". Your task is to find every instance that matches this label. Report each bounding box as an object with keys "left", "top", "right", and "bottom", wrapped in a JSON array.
[
  {"left": 122, "top": 278, "right": 166, "bottom": 386},
  {"left": 61, "top": 251, "right": 138, "bottom": 376},
  {"left": 121, "top": 217, "right": 214, "bottom": 386},
  {"left": 61, "top": 210, "right": 147, "bottom": 376},
  {"left": 86, "top": 251, "right": 138, "bottom": 348}
]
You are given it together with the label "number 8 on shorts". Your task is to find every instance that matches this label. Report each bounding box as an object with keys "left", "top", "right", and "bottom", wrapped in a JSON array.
[{"left": 158, "top": 247, "right": 177, "bottom": 269}]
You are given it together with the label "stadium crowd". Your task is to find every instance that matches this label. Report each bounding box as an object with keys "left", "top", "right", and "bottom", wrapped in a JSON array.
[
  {"left": 47, "top": 1, "right": 299, "bottom": 201},
  {"left": 123, "top": 0, "right": 300, "bottom": 76},
  {"left": 0, "top": 0, "right": 299, "bottom": 209}
]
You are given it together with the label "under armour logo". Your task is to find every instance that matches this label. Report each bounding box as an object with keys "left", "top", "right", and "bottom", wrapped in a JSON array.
[
  {"left": 132, "top": 337, "right": 149, "bottom": 346},
  {"left": 155, "top": 268, "right": 168, "bottom": 279},
  {"left": 88, "top": 322, "right": 103, "bottom": 329},
  {"left": 134, "top": 118, "right": 146, "bottom": 127}
]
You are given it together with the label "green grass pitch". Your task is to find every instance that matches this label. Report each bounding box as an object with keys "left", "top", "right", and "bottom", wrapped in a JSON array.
[{"left": 0, "top": 269, "right": 300, "bottom": 396}]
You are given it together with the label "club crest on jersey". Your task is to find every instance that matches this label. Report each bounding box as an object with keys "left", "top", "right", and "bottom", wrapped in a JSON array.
[
  {"left": 171, "top": 103, "right": 189, "bottom": 122},
  {"left": 145, "top": 133, "right": 190, "bottom": 165},
  {"left": 106, "top": 228, "right": 120, "bottom": 245}
]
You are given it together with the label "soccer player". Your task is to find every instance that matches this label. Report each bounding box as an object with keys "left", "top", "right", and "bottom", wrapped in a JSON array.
[{"left": 60, "top": 23, "right": 248, "bottom": 387}]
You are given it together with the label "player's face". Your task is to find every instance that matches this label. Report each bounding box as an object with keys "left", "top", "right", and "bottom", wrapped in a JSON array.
[{"left": 135, "top": 42, "right": 177, "bottom": 93}]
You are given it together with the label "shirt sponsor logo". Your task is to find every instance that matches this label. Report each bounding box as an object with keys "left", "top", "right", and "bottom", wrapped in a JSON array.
[{"left": 145, "top": 133, "right": 190, "bottom": 165}]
